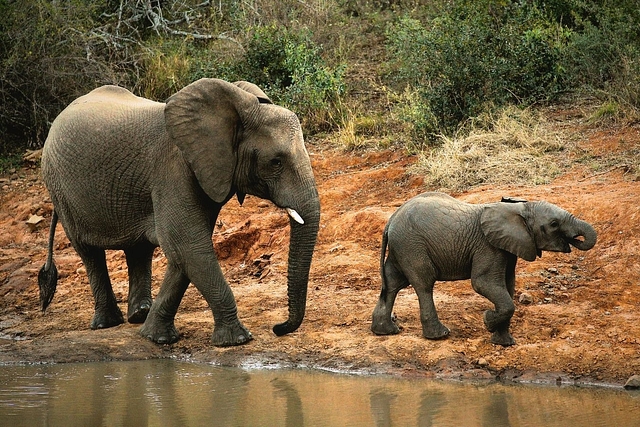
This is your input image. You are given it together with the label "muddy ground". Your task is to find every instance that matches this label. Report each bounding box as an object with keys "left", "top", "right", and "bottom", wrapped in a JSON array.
[{"left": 1, "top": 113, "right": 639, "bottom": 388}]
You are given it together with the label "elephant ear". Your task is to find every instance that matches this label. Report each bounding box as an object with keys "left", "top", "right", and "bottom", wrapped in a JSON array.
[
  {"left": 234, "top": 81, "right": 272, "bottom": 104},
  {"left": 480, "top": 202, "right": 538, "bottom": 261},
  {"left": 165, "top": 78, "right": 259, "bottom": 203}
]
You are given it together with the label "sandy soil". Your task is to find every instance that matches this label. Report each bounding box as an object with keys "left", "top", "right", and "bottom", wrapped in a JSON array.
[{"left": 1, "top": 114, "right": 639, "bottom": 388}]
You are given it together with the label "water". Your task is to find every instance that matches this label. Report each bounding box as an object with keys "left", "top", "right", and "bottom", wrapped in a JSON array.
[{"left": 0, "top": 359, "right": 639, "bottom": 427}]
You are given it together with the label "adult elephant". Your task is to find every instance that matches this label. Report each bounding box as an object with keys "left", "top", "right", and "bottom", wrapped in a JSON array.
[
  {"left": 38, "top": 78, "right": 320, "bottom": 347},
  {"left": 371, "top": 192, "right": 597, "bottom": 346}
]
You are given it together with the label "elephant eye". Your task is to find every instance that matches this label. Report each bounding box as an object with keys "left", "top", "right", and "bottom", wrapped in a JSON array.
[
  {"left": 270, "top": 158, "right": 282, "bottom": 168},
  {"left": 550, "top": 220, "right": 559, "bottom": 228}
]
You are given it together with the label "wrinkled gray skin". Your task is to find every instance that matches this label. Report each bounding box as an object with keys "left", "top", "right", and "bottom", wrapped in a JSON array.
[
  {"left": 39, "top": 78, "right": 320, "bottom": 347},
  {"left": 371, "top": 192, "right": 597, "bottom": 346}
]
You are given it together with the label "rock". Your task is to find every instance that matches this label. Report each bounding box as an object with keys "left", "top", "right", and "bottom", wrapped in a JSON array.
[
  {"left": 23, "top": 148, "right": 43, "bottom": 163},
  {"left": 624, "top": 375, "right": 640, "bottom": 390},
  {"left": 519, "top": 292, "right": 534, "bottom": 304},
  {"left": 477, "top": 358, "right": 489, "bottom": 367},
  {"left": 25, "top": 214, "right": 45, "bottom": 232}
]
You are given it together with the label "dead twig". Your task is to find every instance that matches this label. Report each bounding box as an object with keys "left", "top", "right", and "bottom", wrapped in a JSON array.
[{"left": 578, "top": 164, "right": 629, "bottom": 182}]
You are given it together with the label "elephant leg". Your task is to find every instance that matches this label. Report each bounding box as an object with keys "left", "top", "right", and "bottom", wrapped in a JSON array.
[
  {"left": 185, "top": 256, "right": 253, "bottom": 347},
  {"left": 140, "top": 261, "right": 189, "bottom": 344},
  {"left": 124, "top": 244, "right": 155, "bottom": 324},
  {"left": 472, "top": 276, "right": 515, "bottom": 347},
  {"left": 505, "top": 255, "right": 517, "bottom": 299},
  {"left": 75, "top": 244, "right": 124, "bottom": 329},
  {"left": 371, "top": 259, "right": 407, "bottom": 335},
  {"left": 407, "top": 267, "right": 450, "bottom": 340}
]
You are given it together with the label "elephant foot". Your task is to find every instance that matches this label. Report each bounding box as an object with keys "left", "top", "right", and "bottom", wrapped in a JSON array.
[
  {"left": 490, "top": 330, "right": 516, "bottom": 347},
  {"left": 371, "top": 313, "right": 400, "bottom": 335},
  {"left": 140, "top": 321, "right": 180, "bottom": 345},
  {"left": 483, "top": 309, "right": 514, "bottom": 333},
  {"left": 422, "top": 322, "right": 450, "bottom": 340},
  {"left": 90, "top": 308, "right": 125, "bottom": 330},
  {"left": 127, "top": 300, "right": 152, "bottom": 324},
  {"left": 371, "top": 306, "right": 401, "bottom": 335},
  {"left": 212, "top": 321, "right": 253, "bottom": 347}
]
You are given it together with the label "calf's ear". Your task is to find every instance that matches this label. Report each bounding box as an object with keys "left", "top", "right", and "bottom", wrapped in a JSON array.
[{"left": 480, "top": 203, "right": 538, "bottom": 262}]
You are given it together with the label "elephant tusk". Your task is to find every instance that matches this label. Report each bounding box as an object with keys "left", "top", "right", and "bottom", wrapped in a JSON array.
[{"left": 286, "top": 208, "right": 304, "bottom": 225}]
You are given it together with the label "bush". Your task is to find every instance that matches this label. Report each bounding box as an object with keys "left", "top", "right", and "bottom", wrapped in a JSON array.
[
  {"left": 559, "top": 1, "right": 640, "bottom": 111},
  {"left": 0, "top": 0, "right": 117, "bottom": 154},
  {"left": 139, "top": 25, "right": 346, "bottom": 132},
  {"left": 386, "top": 0, "right": 640, "bottom": 143},
  {"left": 386, "top": 2, "right": 568, "bottom": 142},
  {"left": 236, "top": 25, "right": 346, "bottom": 132},
  {"left": 0, "top": 1, "right": 347, "bottom": 158}
]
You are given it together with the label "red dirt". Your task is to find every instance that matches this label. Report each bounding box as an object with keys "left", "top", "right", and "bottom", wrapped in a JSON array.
[{"left": 1, "top": 116, "right": 639, "bottom": 387}]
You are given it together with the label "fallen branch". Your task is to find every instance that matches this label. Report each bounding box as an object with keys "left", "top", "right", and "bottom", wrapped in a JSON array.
[{"left": 578, "top": 164, "right": 628, "bottom": 181}]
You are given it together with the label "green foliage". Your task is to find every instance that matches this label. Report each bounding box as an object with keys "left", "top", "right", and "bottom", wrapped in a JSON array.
[
  {"left": 138, "top": 40, "right": 193, "bottom": 101},
  {"left": 0, "top": 152, "right": 22, "bottom": 175},
  {"left": 386, "top": 0, "right": 640, "bottom": 143},
  {"left": 235, "top": 25, "right": 346, "bottom": 132},
  {"left": 1, "top": 0, "right": 639, "bottom": 156},
  {"left": 386, "top": 1, "right": 568, "bottom": 141},
  {"left": 559, "top": 1, "right": 640, "bottom": 111},
  {"left": 0, "top": 0, "right": 112, "bottom": 151},
  {"left": 138, "top": 26, "right": 346, "bottom": 131}
]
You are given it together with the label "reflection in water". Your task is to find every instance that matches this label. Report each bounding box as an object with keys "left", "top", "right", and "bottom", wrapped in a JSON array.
[
  {"left": 271, "top": 377, "right": 303, "bottom": 427},
  {"left": 482, "top": 390, "right": 510, "bottom": 427},
  {"left": 1, "top": 360, "right": 640, "bottom": 427},
  {"left": 418, "top": 390, "right": 446, "bottom": 427},
  {"left": 370, "top": 388, "right": 396, "bottom": 426}
]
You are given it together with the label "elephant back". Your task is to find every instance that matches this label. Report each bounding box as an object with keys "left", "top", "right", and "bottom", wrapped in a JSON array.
[
  {"left": 44, "top": 86, "right": 166, "bottom": 164},
  {"left": 42, "top": 86, "right": 166, "bottom": 245}
]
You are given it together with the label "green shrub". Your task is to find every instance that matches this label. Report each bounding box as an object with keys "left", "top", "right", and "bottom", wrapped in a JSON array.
[
  {"left": 0, "top": 152, "right": 22, "bottom": 174},
  {"left": 139, "top": 25, "right": 346, "bottom": 132},
  {"left": 386, "top": 0, "right": 640, "bottom": 143},
  {"left": 560, "top": 1, "right": 640, "bottom": 111},
  {"left": 138, "top": 41, "right": 192, "bottom": 101},
  {"left": 0, "top": 0, "right": 113, "bottom": 153},
  {"left": 236, "top": 25, "right": 346, "bottom": 132},
  {"left": 386, "top": 2, "right": 568, "bottom": 142}
]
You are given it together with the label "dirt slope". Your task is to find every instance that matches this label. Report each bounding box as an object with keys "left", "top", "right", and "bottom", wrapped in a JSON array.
[{"left": 1, "top": 119, "right": 639, "bottom": 387}]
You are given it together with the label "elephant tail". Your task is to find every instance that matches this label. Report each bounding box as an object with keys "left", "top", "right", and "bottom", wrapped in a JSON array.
[{"left": 38, "top": 210, "right": 59, "bottom": 312}]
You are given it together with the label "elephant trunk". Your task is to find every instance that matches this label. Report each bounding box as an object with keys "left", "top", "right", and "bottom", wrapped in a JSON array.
[
  {"left": 567, "top": 216, "right": 597, "bottom": 251},
  {"left": 272, "top": 192, "right": 320, "bottom": 337}
]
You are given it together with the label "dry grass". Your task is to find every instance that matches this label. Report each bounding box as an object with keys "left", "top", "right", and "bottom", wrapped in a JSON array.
[{"left": 415, "top": 107, "right": 572, "bottom": 192}]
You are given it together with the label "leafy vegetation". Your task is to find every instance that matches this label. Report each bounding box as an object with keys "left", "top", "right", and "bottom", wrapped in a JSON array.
[
  {"left": 386, "top": 0, "right": 640, "bottom": 141},
  {"left": 1, "top": 0, "right": 639, "bottom": 167}
]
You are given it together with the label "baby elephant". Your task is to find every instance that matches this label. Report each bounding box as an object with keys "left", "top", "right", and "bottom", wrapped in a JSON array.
[{"left": 371, "top": 192, "right": 597, "bottom": 346}]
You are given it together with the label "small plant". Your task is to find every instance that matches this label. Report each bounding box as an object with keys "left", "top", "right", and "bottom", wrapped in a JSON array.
[
  {"left": 139, "top": 41, "right": 192, "bottom": 101},
  {"left": 588, "top": 101, "right": 620, "bottom": 125},
  {"left": 0, "top": 152, "right": 23, "bottom": 175}
]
